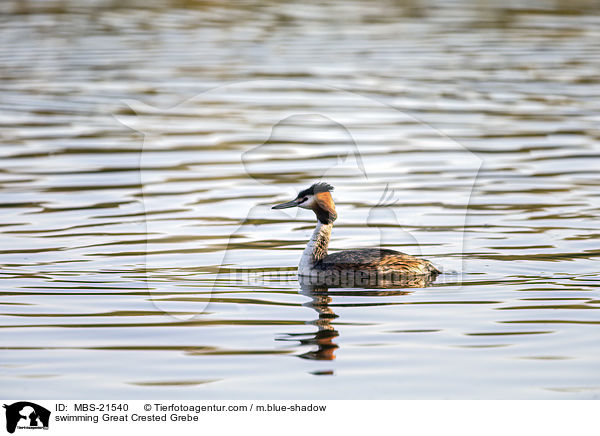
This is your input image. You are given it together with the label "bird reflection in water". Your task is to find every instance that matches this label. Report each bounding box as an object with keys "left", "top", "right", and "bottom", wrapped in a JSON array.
[{"left": 278, "top": 274, "right": 438, "bottom": 366}]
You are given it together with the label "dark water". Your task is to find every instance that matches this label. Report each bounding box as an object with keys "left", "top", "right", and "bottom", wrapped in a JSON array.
[{"left": 1, "top": 0, "right": 600, "bottom": 399}]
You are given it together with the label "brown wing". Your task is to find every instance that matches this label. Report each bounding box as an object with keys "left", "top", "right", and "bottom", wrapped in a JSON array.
[{"left": 316, "top": 248, "right": 439, "bottom": 276}]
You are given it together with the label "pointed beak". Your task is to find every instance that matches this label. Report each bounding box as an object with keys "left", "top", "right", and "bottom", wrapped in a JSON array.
[{"left": 272, "top": 198, "right": 302, "bottom": 209}]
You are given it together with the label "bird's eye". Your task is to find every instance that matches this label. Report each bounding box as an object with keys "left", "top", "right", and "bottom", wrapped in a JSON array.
[{"left": 301, "top": 197, "right": 308, "bottom": 202}]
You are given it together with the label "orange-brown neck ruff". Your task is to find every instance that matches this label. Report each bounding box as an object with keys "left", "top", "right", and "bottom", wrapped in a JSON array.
[{"left": 313, "top": 192, "right": 337, "bottom": 224}]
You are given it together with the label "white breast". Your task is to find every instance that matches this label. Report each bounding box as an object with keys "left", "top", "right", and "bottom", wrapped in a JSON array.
[{"left": 298, "top": 222, "right": 332, "bottom": 275}]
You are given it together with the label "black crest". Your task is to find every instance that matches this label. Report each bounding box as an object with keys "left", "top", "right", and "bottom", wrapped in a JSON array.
[{"left": 298, "top": 182, "right": 334, "bottom": 198}]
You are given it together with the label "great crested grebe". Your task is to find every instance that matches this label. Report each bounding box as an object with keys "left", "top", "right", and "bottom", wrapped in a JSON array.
[{"left": 272, "top": 183, "right": 440, "bottom": 284}]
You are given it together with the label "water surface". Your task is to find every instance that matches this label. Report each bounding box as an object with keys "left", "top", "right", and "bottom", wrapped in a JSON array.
[{"left": 1, "top": 0, "right": 600, "bottom": 399}]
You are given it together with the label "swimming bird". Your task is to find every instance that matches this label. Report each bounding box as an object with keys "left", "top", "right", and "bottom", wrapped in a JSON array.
[{"left": 272, "top": 182, "right": 440, "bottom": 286}]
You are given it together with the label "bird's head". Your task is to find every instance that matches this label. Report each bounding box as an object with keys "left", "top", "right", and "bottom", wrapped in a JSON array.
[{"left": 272, "top": 182, "right": 337, "bottom": 224}]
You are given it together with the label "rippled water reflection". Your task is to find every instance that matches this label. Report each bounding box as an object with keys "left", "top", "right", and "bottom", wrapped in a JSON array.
[{"left": 1, "top": 0, "right": 600, "bottom": 399}]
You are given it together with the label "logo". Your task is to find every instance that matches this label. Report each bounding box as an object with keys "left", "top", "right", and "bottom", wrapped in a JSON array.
[
  {"left": 117, "top": 80, "right": 481, "bottom": 319},
  {"left": 3, "top": 402, "right": 50, "bottom": 434}
]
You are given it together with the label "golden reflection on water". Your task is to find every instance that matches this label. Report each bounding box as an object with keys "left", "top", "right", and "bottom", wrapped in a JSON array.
[{"left": 283, "top": 283, "right": 419, "bottom": 363}]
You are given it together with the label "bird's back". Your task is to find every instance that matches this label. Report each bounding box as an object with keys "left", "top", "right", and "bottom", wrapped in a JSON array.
[{"left": 315, "top": 248, "right": 439, "bottom": 276}]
